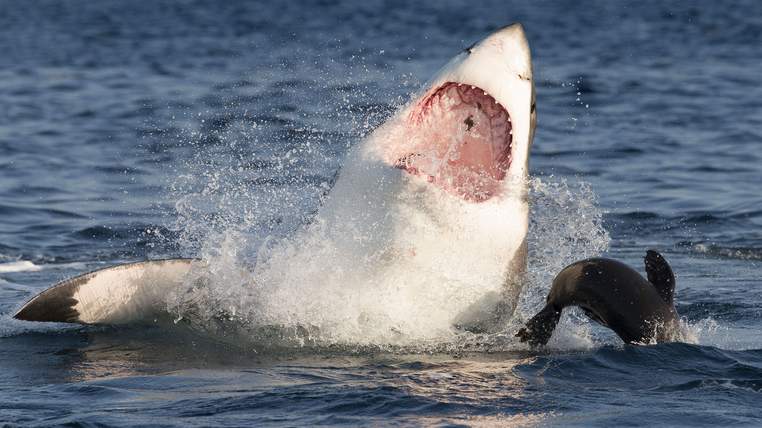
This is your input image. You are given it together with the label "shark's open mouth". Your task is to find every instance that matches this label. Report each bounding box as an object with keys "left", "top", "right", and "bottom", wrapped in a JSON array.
[{"left": 396, "top": 82, "right": 513, "bottom": 202}]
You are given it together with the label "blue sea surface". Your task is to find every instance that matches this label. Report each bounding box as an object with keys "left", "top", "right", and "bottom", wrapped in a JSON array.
[{"left": 2, "top": 1, "right": 762, "bottom": 426}]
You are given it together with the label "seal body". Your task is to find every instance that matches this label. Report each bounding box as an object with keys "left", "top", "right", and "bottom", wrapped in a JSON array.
[{"left": 517, "top": 250, "right": 681, "bottom": 346}]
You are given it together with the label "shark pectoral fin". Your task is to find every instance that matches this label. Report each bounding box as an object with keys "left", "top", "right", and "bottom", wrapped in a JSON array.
[
  {"left": 13, "top": 258, "right": 199, "bottom": 325},
  {"left": 644, "top": 249, "right": 675, "bottom": 304}
]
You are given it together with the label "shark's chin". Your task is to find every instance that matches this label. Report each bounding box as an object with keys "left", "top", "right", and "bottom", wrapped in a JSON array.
[{"left": 393, "top": 82, "right": 513, "bottom": 202}]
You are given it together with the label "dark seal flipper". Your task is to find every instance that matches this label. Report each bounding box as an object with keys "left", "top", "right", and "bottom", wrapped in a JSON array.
[
  {"left": 644, "top": 250, "right": 675, "bottom": 304},
  {"left": 515, "top": 304, "right": 561, "bottom": 346}
]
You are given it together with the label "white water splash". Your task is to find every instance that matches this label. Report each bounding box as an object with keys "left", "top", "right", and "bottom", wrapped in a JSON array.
[
  {"left": 512, "top": 177, "right": 610, "bottom": 351},
  {"left": 162, "top": 57, "right": 610, "bottom": 349},
  {"left": 0, "top": 261, "right": 42, "bottom": 273},
  {"left": 167, "top": 135, "right": 610, "bottom": 350}
]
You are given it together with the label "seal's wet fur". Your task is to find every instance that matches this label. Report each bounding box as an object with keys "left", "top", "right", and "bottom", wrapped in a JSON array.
[{"left": 517, "top": 250, "right": 681, "bottom": 346}]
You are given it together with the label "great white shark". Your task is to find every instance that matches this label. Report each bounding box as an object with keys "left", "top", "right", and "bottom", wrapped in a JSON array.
[{"left": 14, "top": 24, "right": 537, "bottom": 333}]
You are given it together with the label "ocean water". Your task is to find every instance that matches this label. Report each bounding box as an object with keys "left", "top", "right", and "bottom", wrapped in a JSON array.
[{"left": 2, "top": 1, "right": 762, "bottom": 426}]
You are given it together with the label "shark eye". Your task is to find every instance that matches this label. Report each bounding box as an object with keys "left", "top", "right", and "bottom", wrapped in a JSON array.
[
  {"left": 531, "top": 102, "right": 536, "bottom": 113},
  {"left": 464, "top": 42, "right": 476, "bottom": 54}
]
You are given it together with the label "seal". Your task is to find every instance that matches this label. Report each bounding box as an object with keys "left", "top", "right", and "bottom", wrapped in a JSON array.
[{"left": 516, "top": 250, "right": 682, "bottom": 346}]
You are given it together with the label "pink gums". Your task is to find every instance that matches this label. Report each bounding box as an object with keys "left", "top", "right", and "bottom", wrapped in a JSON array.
[{"left": 395, "top": 82, "right": 513, "bottom": 202}]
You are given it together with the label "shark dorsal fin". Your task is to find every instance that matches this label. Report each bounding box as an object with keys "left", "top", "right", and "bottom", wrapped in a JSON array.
[{"left": 644, "top": 250, "right": 675, "bottom": 304}]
